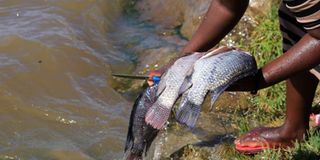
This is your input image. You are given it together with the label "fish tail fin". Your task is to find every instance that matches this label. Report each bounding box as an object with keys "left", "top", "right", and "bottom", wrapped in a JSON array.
[
  {"left": 144, "top": 127, "right": 159, "bottom": 156},
  {"left": 145, "top": 142, "right": 152, "bottom": 156},
  {"left": 123, "top": 152, "right": 142, "bottom": 160},
  {"left": 124, "top": 140, "right": 133, "bottom": 154},
  {"left": 176, "top": 97, "right": 201, "bottom": 129},
  {"left": 145, "top": 101, "right": 171, "bottom": 129}
]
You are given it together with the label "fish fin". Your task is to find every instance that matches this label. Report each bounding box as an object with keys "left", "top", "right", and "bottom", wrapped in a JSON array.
[
  {"left": 176, "top": 96, "right": 201, "bottom": 129},
  {"left": 144, "top": 140, "right": 153, "bottom": 156},
  {"left": 125, "top": 93, "right": 143, "bottom": 152},
  {"left": 193, "top": 52, "right": 206, "bottom": 59},
  {"left": 124, "top": 153, "right": 142, "bottom": 160},
  {"left": 145, "top": 84, "right": 158, "bottom": 104},
  {"left": 187, "top": 66, "right": 194, "bottom": 76},
  {"left": 200, "top": 46, "right": 234, "bottom": 59},
  {"left": 156, "top": 83, "right": 166, "bottom": 97},
  {"left": 178, "top": 66, "right": 194, "bottom": 95},
  {"left": 156, "top": 72, "right": 167, "bottom": 96},
  {"left": 209, "top": 85, "right": 228, "bottom": 111},
  {"left": 145, "top": 101, "right": 171, "bottom": 129},
  {"left": 144, "top": 127, "right": 159, "bottom": 156},
  {"left": 208, "top": 70, "right": 258, "bottom": 111},
  {"left": 178, "top": 76, "right": 192, "bottom": 95}
]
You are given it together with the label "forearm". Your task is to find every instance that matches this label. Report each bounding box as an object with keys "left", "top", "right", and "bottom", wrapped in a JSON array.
[
  {"left": 228, "top": 30, "right": 320, "bottom": 92},
  {"left": 182, "top": 0, "right": 249, "bottom": 54},
  {"left": 155, "top": 0, "right": 248, "bottom": 75},
  {"left": 260, "top": 32, "right": 320, "bottom": 88}
]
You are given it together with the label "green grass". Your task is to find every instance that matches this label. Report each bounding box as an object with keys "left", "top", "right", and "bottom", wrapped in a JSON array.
[
  {"left": 238, "top": 3, "right": 286, "bottom": 117},
  {"left": 220, "top": 129, "right": 320, "bottom": 160},
  {"left": 225, "top": 2, "right": 320, "bottom": 159},
  {"left": 230, "top": 2, "right": 286, "bottom": 133},
  {"left": 255, "top": 129, "right": 320, "bottom": 160}
]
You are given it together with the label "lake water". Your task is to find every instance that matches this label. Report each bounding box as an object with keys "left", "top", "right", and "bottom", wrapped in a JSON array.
[
  {"left": 0, "top": 1, "right": 140, "bottom": 159},
  {"left": 0, "top": 0, "right": 264, "bottom": 159}
]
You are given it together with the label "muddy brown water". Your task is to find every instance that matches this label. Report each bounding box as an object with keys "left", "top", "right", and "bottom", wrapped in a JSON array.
[
  {"left": 0, "top": 1, "right": 133, "bottom": 159},
  {"left": 0, "top": 0, "right": 265, "bottom": 159}
]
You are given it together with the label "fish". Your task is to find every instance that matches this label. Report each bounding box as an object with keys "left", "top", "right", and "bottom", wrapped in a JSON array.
[
  {"left": 145, "top": 52, "right": 204, "bottom": 129},
  {"left": 124, "top": 84, "right": 160, "bottom": 160},
  {"left": 176, "top": 50, "right": 257, "bottom": 128}
]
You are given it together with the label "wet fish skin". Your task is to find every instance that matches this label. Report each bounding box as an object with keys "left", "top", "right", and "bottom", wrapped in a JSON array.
[
  {"left": 176, "top": 50, "right": 257, "bottom": 128},
  {"left": 145, "top": 52, "right": 204, "bottom": 129},
  {"left": 124, "top": 84, "right": 159, "bottom": 160}
]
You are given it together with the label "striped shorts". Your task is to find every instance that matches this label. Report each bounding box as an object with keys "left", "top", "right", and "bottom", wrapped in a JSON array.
[{"left": 279, "top": 0, "right": 320, "bottom": 77}]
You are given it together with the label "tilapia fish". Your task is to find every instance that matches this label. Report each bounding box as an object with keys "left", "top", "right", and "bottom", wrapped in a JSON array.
[
  {"left": 145, "top": 52, "right": 204, "bottom": 129},
  {"left": 124, "top": 84, "right": 159, "bottom": 160},
  {"left": 176, "top": 50, "right": 257, "bottom": 128}
]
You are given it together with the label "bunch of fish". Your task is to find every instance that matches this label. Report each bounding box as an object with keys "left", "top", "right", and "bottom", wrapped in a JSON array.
[
  {"left": 176, "top": 50, "right": 257, "bottom": 128},
  {"left": 123, "top": 48, "right": 257, "bottom": 159},
  {"left": 145, "top": 52, "right": 205, "bottom": 129}
]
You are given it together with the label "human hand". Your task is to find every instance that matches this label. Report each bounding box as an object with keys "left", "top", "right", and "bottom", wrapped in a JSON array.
[
  {"left": 146, "top": 55, "right": 180, "bottom": 86},
  {"left": 147, "top": 71, "right": 162, "bottom": 86}
]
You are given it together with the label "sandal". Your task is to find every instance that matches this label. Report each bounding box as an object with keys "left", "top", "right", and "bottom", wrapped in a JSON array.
[{"left": 234, "top": 127, "right": 292, "bottom": 154}]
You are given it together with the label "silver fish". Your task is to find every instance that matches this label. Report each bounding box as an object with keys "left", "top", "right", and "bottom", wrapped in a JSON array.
[
  {"left": 176, "top": 50, "right": 257, "bottom": 128},
  {"left": 124, "top": 84, "right": 159, "bottom": 160},
  {"left": 145, "top": 52, "right": 204, "bottom": 129}
]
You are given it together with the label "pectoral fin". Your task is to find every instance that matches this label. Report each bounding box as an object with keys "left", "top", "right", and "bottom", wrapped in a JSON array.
[
  {"left": 209, "top": 85, "right": 229, "bottom": 110},
  {"left": 178, "top": 76, "right": 192, "bottom": 95},
  {"left": 156, "top": 72, "right": 168, "bottom": 96}
]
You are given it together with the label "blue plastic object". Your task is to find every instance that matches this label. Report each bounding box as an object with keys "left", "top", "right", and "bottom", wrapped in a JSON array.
[{"left": 152, "top": 76, "right": 161, "bottom": 84}]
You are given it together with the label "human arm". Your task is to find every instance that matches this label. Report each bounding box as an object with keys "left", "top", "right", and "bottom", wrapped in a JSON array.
[
  {"left": 182, "top": 0, "right": 249, "bottom": 54},
  {"left": 227, "top": 28, "right": 320, "bottom": 91},
  {"left": 147, "top": 0, "right": 249, "bottom": 86},
  {"left": 162, "top": 0, "right": 250, "bottom": 65}
]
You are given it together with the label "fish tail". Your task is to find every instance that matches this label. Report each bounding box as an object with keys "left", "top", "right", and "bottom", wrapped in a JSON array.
[
  {"left": 123, "top": 152, "right": 142, "bottom": 160},
  {"left": 176, "top": 97, "right": 201, "bottom": 129},
  {"left": 145, "top": 101, "right": 171, "bottom": 129},
  {"left": 144, "top": 130, "right": 158, "bottom": 155}
]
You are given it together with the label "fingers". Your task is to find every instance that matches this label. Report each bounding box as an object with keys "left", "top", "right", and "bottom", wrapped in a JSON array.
[
  {"left": 148, "top": 71, "right": 162, "bottom": 78},
  {"left": 147, "top": 80, "right": 154, "bottom": 86}
]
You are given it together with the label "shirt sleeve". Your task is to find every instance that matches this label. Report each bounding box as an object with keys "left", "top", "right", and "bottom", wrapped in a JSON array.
[{"left": 284, "top": 0, "right": 320, "bottom": 30}]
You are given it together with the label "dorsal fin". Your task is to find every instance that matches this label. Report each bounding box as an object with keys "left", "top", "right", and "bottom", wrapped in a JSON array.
[
  {"left": 200, "top": 46, "right": 234, "bottom": 59},
  {"left": 178, "top": 76, "right": 192, "bottom": 95}
]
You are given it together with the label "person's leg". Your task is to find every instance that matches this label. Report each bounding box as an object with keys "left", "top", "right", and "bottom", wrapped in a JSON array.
[
  {"left": 235, "top": 70, "right": 318, "bottom": 153},
  {"left": 281, "top": 70, "right": 318, "bottom": 139}
]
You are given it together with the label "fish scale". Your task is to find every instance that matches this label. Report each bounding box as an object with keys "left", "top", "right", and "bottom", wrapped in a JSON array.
[
  {"left": 145, "top": 52, "right": 205, "bottom": 129},
  {"left": 176, "top": 50, "right": 257, "bottom": 128},
  {"left": 124, "top": 84, "right": 160, "bottom": 160}
]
